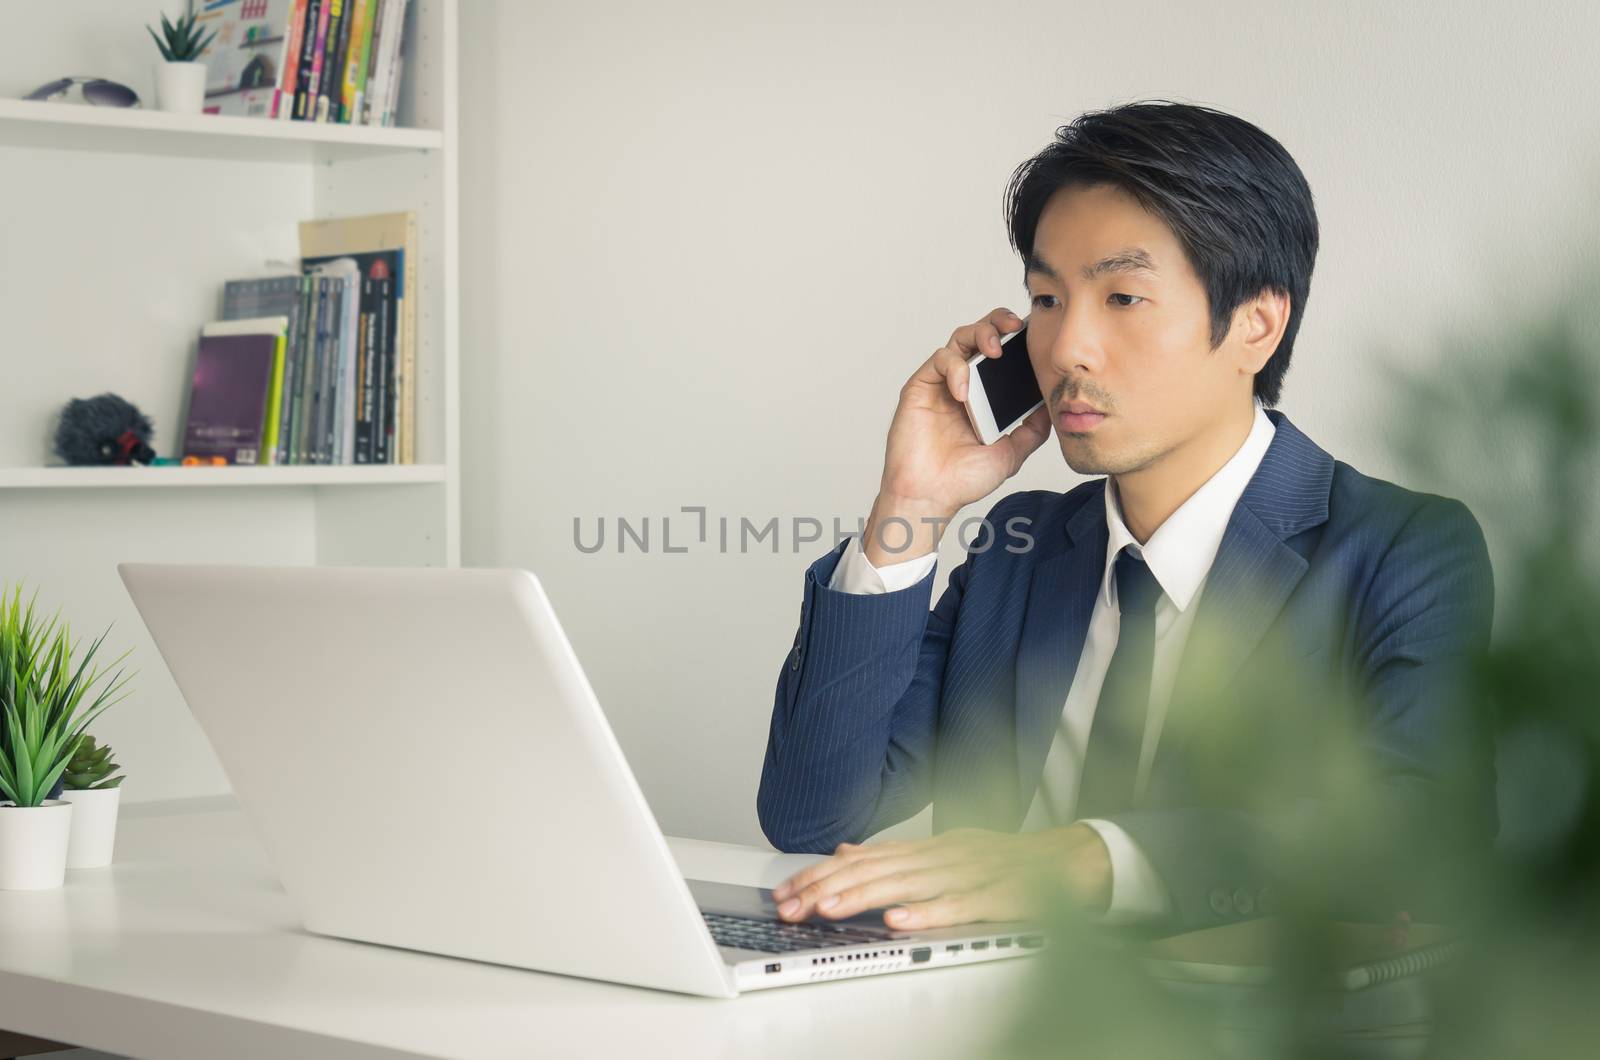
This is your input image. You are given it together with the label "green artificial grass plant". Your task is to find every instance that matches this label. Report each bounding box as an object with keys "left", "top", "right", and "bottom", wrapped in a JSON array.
[{"left": 0, "top": 584, "right": 132, "bottom": 807}]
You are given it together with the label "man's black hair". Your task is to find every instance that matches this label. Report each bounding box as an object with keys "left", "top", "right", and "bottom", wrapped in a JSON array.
[{"left": 1003, "top": 100, "right": 1319, "bottom": 406}]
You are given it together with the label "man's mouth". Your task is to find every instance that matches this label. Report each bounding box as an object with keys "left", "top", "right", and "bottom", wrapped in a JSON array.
[{"left": 1057, "top": 400, "right": 1107, "bottom": 433}]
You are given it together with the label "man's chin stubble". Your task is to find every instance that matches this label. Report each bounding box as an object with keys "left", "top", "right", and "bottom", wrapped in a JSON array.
[{"left": 1058, "top": 436, "right": 1154, "bottom": 478}]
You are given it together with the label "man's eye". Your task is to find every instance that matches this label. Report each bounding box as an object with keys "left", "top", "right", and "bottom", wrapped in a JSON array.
[
  {"left": 1030, "top": 295, "right": 1058, "bottom": 309},
  {"left": 1108, "top": 293, "right": 1144, "bottom": 307}
]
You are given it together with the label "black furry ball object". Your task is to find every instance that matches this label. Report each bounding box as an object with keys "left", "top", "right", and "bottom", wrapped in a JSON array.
[{"left": 54, "top": 393, "right": 157, "bottom": 466}]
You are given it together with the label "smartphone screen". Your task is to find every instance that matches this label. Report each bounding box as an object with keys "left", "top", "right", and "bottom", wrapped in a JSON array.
[{"left": 974, "top": 323, "right": 1043, "bottom": 431}]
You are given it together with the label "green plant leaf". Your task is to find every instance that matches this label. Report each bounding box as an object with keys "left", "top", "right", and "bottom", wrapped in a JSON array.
[
  {"left": 5, "top": 703, "right": 35, "bottom": 805},
  {"left": 33, "top": 755, "right": 73, "bottom": 805},
  {"left": 147, "top": 25, "right": 174, "bottom": 62},
  {"left": 92, "top": 776, "right": 124, "bottom": 790},
  {"left": 15, "top": 743, "right": 36, "bottom": 805}
]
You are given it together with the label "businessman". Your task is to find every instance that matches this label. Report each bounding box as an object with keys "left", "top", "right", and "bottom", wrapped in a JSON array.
[{"left": 756, "top": 101, "right": 1496, "bottom": 933}]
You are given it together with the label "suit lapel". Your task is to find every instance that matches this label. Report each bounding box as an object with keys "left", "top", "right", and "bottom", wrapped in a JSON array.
[
  {"left": 1150, "top": 411, "right": 1333, "bottom": 784},
  {"left": 1013, "top": 485, "right": 1107, "bottom": 817}
]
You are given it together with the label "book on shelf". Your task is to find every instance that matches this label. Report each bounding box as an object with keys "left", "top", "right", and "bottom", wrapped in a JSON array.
[
  {"left": 221, "top": 273, "right": 307, "bottom": 465},
  {"left": 197, "top": 0, "right": 300, "bottom": 120},
  {"left": 340, "top": 0, "right": 377, "bottom": 126},
  {"left": 370, "top": 0, "right": 409, "bottom": 125},
  {"left": 299, "top": 211, "right": 416, "bottom": 463},
  {"left": 278, "top": 0, "right": 408, "bottom": 125},
  {"left": 305, "top": 258, "right": 360, "bottom": 463},
  {"left": 316, "top": 0, "right": 349, "bottom": 123},
  {"left": 278, "top": 0, "right": 310, "bottom": 117},
  {"left": 208, "top": 210, "right": 415, "bottom": 467},
  {"left": 183, "top": 316, "right": 289, "bottom": 466},
  {"left": 294, "top": 0, "right": 324, "bottom": 120}
]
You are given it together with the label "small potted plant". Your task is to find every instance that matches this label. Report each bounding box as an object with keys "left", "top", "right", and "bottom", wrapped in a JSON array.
[
  {"left": 146, "top": 1, "right": 216, "bottom": 114},
  {"left": 0, "top": 585, "right": 131, "bottom": 890},
  {"left": 60, "top": 734, "right": 125, "bottom": 869}
]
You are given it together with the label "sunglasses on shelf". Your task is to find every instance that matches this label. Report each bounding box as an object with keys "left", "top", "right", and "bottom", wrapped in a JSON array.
[{"left": 23, "top": 76, "right": 142, "bottom": 108}]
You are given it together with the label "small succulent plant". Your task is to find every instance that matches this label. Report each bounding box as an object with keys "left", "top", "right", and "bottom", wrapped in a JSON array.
[
  {"left": 147, "top": 2, "right": 216, "bottom": 63},
  {"left": 63, "top": 733, "right": 124, "bottom": 791}
]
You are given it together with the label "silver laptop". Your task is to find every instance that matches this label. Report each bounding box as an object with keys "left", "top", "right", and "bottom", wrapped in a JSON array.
[{"left": 118, "top": 563, "right": 1044, "bottom": 997}]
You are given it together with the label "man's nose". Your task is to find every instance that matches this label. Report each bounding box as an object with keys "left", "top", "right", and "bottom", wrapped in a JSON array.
[{"left": 1046, "top": 303, "right": 1107, "bottom": 377}]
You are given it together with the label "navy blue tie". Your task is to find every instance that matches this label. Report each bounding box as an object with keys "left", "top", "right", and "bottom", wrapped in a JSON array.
[{"left": 1075, "top": 548, "right": 1162, "bottom": 819}]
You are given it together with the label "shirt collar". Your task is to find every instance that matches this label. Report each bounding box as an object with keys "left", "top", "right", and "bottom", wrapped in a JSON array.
[{"left": 1101, "top": 402, "right": 1277, "bottom": 613}]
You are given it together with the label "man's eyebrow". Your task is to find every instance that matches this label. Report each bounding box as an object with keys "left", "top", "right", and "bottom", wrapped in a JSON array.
[{"left": 1024, "top": 247, "right": 1159, "bottom": 283}]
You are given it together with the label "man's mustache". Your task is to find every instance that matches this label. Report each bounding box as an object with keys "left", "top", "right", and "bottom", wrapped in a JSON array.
[{"left": 1049, "top": 378, "right": 1114, "bottom": 413}]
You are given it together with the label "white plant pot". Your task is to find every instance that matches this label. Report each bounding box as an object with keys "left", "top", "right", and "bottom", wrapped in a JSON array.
[
  {"left": 154, "top": 60, "right": 207, "bottom": 114},
  {"left": 0, "top": 800, "right": 73, "bottom": 890},
  {"left": 61, "top": 786, "right": 121, "bottom": 869}
]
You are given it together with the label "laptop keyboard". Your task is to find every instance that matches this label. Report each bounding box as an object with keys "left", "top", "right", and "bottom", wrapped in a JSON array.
[{"left": 702, "top": 911, "right": 892, "bottom": 953}]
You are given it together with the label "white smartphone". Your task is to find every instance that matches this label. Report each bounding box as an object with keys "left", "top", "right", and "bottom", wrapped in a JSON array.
[{"left": 963, "top": 318, "right": 1044, "bottom": 445}]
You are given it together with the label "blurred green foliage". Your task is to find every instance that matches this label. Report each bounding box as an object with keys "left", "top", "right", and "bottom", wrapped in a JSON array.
[{"left": 995, "top": 269, "right": 1600, "bottom": 1058}]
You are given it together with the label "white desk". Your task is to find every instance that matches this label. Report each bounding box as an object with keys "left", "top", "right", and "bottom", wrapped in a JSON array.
[{"left": 0, "top": 800, "right": 1034, "bottom": 1059}]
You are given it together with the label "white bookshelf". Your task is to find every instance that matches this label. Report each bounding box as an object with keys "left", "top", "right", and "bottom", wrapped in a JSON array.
[
  {"left": 0, "top": 95, "right": 443, "bottom": 161},
  {"left": 0, "top": 0, "right": 460, "bottom": 804},
  {"left": 0, "top": 464, "right": 449, "bottom": 489}
]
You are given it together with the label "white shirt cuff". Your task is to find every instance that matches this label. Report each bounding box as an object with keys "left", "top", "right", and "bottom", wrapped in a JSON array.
[
  {"left": 827, "top": 535, "right": 938, "bottom": 595},
  {"left": 1077, "top": 818, "right": 1172, "bottom": 924}
]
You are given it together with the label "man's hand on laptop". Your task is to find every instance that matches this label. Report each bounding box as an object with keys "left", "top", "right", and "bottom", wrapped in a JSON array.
[{"left": 770, "top": 824, "right": 1111, "bottom": 929}]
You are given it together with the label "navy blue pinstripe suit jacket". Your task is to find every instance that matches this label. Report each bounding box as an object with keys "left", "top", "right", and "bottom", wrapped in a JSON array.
[{"left": 757, "top": 410, "right": 1497, "bottom": 930}]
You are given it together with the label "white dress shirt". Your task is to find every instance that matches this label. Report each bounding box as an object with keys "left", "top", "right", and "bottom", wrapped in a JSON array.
[{"left": 829, "top": 402, "right": 1276, "bottom": 923}]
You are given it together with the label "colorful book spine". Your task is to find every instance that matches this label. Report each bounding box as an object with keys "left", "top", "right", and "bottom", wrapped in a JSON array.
[
  {"left": 337, "top": 270, "right": 360, "bottom": 461},
  {"left": 285, "top": 274, "right": 314, "bottom": 462},
  {"left": 345, "top": 273, "right": 362, "bottom": 460},
  {"left": 316, "top": 0, "right": 347, "bottom": 122},
  {"left": 260, "top": 330, "right": 287, "bottom": 465},
  {"left": 396, "top": 241, "right": 413, "bottom": 462},
  {"left": 303, "top": 277, "right": 328, "bottom": 462},
  {"left": 340, "top": 0, "right": 373, "bottom": 125},
  {"left": 384, "top": 46, "right": 405, "bottom": 126},
  {"left": 332, "top": 0, "right": 356, "bottom": 123},
  {"left": 324, "top": 274, "right": 344, "bottom": 463},
  {"left": 297, "top": 0, "right": 327, "bottom": 120},
  {"left": 276, "top": 0, "right": 309, "bottom": 119},
  {"left": 316, "top": 277, "right": 338, "bottom": 462},
  {"left": 374, "top": 270, "right": 394, "bottom": 463},
  {"left": 368, "top": 0, "right": 407, "bottom": 127},
  {"left": 352, "top": 273, "right": 373, "bottom": 462},
  {"left": 356, "top": 0, "right": 386, "bottom": 125},
  {"left": 292, "top": 275, "right": 318, "bottom": 463}
]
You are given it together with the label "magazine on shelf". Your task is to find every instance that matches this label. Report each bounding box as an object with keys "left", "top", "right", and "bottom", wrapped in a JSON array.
[{"left": 197, "top": 0, "right": 300, "bottom": 119}]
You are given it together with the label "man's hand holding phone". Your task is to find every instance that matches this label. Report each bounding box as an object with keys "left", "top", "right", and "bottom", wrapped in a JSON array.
[{"left": 861, "top": 308, "right": 1051, "bottom": 568}]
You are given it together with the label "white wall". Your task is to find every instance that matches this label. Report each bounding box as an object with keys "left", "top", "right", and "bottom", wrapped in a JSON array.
[{"left": 457, "top": 0, "right": 1600, "bottom": 846}]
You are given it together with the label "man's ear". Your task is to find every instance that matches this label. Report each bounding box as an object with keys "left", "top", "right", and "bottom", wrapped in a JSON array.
[{"left": 1232, "top": 288, "right": 1291, "bottom": 377}]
